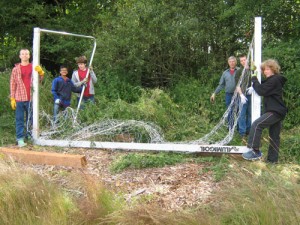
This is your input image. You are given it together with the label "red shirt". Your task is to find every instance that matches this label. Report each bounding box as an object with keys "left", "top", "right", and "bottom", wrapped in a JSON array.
[
  {"left": 21, "top": 64, "right": 32, "bottom": 100},
  {"left": 78, "top": 69, "right": 91, "bottom": 97}
]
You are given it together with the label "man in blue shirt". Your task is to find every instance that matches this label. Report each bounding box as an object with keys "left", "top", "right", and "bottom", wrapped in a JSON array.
[{"left": 51, "top": 65, "right": 84, "bottom": 123}]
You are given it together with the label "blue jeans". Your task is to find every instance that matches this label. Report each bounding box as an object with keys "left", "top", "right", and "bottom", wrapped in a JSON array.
[
  {"left": 238, "top": 95, "right": 252, "bottom": 136},
  {"left": 225, "top": 93, "right": 234, "bottom": 129},
  {"left": 15, "top": 101, "right": 32, "bottom": 140},
  {"left": 53, "top": 103, "right": 67, "bottom": 123}
]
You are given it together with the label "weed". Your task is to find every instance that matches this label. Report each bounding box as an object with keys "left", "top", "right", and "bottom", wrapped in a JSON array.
[
  {"left": 197, "top": 155, "right": 230, "bottom": 182},
  {"left": 110, "top": 152, "right": 187, "bottom": 173}
]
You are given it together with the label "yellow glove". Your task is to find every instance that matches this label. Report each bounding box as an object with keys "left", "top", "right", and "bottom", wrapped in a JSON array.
[
  {"left": 35, "top": 65, "right": 45, "bottom": 76},
  {"left": 250, "top": 62, "right": 257, "bottom": 71},
  {"left": 10, "top": 98, "right": 16, "bottom": 110}
]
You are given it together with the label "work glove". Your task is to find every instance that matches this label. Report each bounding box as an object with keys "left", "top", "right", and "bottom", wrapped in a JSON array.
[
  {"left": 250, "top": 62, "right": 257, "bottom": 71},
  {"left": 251, "top": 71, "right": 258, "bottom": 81},
  {"left": 55, "top": 99, "right": 61, "bottom": 104},
  {"left": 210, "top": 93, "right": 216, "bottom": 103},
  {"left": 35, "top": 65, "right": 45, "bottom": 76},
  {"left": 246, "top": 87, "right": 254, "bottom": 95},
  {"left": 240, "top": 94, "right": 248, "bottom": 105},
  {"left": 10, "top": 98, "right": 16, "bottom": 110}
]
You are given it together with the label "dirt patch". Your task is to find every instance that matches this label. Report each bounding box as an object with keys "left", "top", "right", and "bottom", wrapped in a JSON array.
[{"left": 12, "top": 146, "right": 220, "bottom": 211}]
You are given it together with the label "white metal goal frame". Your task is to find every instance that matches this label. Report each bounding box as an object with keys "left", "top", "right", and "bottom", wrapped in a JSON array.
[{"left": 32, "top": 17, "right": 261, "bottom": 154}]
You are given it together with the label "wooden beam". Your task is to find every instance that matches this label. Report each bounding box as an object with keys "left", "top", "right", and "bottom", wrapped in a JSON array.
[{"left": 0, "top": 147, "right": 87, "bottom": 168}]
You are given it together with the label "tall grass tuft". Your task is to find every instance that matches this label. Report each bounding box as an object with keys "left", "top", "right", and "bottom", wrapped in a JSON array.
[
  {"left": 0, "top": 159, "right": 127, "bottom": 225},
  {"left": 215, "top": 162, "right": 300, "bottom": 225},
  {"left": 0, "top": 160, "right": 78, "bottom": 225},
  {"left": 69, "top": 173, "right": 126, "bottom": 223}
]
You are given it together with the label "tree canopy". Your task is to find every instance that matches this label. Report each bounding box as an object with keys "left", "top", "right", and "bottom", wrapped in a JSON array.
[{"left": 1, "top": 0, "right": 299, "bottom": 86}]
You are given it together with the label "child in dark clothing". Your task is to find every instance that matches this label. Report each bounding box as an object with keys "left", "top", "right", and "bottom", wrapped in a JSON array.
[
  {"left": 51, "top": 65, "right": 85, "bottom": 122},
  {"left": 242, "top": 59, "right": 287, "bottom": 162}
]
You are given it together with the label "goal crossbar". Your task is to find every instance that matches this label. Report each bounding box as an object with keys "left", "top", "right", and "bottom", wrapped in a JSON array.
[
  {"left": 32, "top": 27, "right": 97, "bottom": 140},
  {"left": 35, "top": 139, "right": 249, "bottom": 153}
]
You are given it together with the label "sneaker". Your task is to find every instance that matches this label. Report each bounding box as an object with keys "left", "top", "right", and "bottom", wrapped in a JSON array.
[
  {"left": 17, "top": 139, "right": 27, "bottom": 148},
  {"left": 242, "top": 150, "right": 262, "bottom": 161}
]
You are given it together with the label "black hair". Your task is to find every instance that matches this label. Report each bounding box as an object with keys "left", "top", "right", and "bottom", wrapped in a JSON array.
[{"left": 60, "top": 65, "right": 68, "bottom": 70}]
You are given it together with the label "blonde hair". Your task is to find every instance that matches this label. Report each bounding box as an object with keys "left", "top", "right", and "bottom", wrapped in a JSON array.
[{"left": 260, "top": 59, "right": 280, "bottom": 74}]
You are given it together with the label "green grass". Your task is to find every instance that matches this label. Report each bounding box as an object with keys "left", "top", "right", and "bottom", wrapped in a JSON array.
[
  {"left": 110, "top": 152, "right": 188, "bottom": 173},
  {"left": 197, "top": 155, "right": 231, "bottom": 182}
]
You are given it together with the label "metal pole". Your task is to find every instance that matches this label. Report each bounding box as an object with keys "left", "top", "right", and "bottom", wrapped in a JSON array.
[
  {"left": 32, "top": 27, "right": 96, "bottom": 139},
  {"left": 39, "top": 29, "right": 95, "bottom": 40},
  {"left": 32, "top": 28, "right": 41, "bottom": 141},
  {"left": 35, "top": 139, "right": 249, "bottom": 154},
  {"left": 252, "top": 17, "right": 262, "bottom": 123},
  {"left": 75, "top": 39, "right": 97, "bottom": 119}
]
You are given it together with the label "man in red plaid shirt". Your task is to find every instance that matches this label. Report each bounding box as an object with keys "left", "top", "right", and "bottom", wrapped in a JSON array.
[{"left": 10, "top": 48, "right": 45, "bottom": 147}]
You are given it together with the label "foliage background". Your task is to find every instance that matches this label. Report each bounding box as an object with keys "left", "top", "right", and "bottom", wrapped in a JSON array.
[
  {"left": 1, "top": 2, "right": 300, "bottom": 224},
  {"left": 0, "top": 0, "right": 300, "bottom": 161}
]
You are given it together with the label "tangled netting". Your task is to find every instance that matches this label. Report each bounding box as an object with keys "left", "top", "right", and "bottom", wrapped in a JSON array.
[{"left": 38, "top": 42, "right": 254, "bottom": 145}]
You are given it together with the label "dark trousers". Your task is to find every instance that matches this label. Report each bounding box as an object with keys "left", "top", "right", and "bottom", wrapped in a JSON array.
[
  {"left": 225, "top": 92, "right": 234, "bottom": 129},
  {"left": 247, "top": 112, "right": 283, "bottom": 162}
]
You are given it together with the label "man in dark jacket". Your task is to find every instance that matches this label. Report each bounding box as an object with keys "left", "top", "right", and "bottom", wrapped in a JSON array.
[
  {"left": 235, "top": 54, "right": 252, "bottom": 140},
  {"left": 242, "top": 59, "right": 287, "bottom": 163}
]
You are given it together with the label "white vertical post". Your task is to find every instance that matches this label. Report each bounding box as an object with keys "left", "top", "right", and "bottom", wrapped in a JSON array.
[
  {"left": 252, "top": 17, "right": 262, "bottom": 123},
  {"left": 32, "top": 28, "right": 41, "bottom": 141}
]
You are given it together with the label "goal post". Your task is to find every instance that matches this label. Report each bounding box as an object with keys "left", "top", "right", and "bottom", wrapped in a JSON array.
[
  {"left": 252, "top": 17, "right": 262, "bottom": 123},
  {"left": 32, "top": 27, "right": 97, "bottom": 140},
  {"left": 32, "top": 17, "right": 262, "bottom": 154}
]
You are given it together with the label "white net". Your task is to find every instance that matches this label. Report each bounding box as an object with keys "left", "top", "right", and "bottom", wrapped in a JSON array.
[
  {"left": 36, "top": 39, "right": 254, "bottom": 146},
  {"left": 26, "top": 25, "right": 259, "bottom": 148}
]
